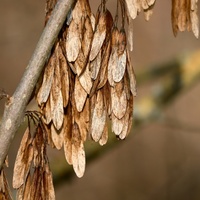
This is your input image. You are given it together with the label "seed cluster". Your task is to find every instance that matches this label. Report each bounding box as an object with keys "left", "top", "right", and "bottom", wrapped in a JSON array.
[
  {"left": 36, "top": 0, "right": 145, "bottom": 178},
  {"left": 10, "top": 2, "right": 199, "bottom": 199}
]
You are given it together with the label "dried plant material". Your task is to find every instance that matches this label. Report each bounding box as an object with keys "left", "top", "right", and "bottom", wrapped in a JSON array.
[
  {"left": 50, "top": 57, "right": 64, "bottom": 130},
  {"left": 90, "top": 50, "right": 102, "bottom": 80},
  {"left": 43, "top": 165, "right": 56, "bottom": 200},
  {"left": 51, "top": 124, "right": 63, "bottom": 150},
  {"left": 14, "top": 121, "right": 56, "bottom": 200},
  {"left": 74, "top": 98, "right": 90, "bottom": 142},
  {"left": 37, "top": 54, "right": 55, "bottom": 106},
  {"left": 66, "top": 19, "right": 81, "bottom": 62},
  {"left": 125, "top": 0, "right": 156, "bottom": 21},
  {"left": 111, "top": 82, "right": 127, "bottom": 119},
  {"left": 0, "top": 169, "right": 13, "bottom": 200},
  {"left": 125, "top": 0, "right": 137, "bottom": 20},
  {"left": 59, "top": 46, "right": 70, "bottom": 108},
  {"left": 82, "top": 16, "right": 94, "bottom": 59},
  {"left": 127, "top": 16, "right": 134, "bottom": 51},
  {"left": 112, "top": 113, "right": 124, "bottom": 136},
  {"left": 99, "top": 123, "right": 108, "bottom": 146},
  {"left": 89, "top": 10, "right": 108, "bottom": 61},
  {"left": 190, "top": 1, "right": 199, "bottom": 38},
  {"left": 74, "top": 76, "right": 88, "bottom": 112},
  {"left": 113, "top": 50, "right": 127, "bottom": 83},
  {"left": 35, "top": 0, "right": 141, "bottom": 180},
  {"left": 63, "top": 106, "right": 73, "bottom": 165},
  {"left": 127, "top": 50, "right": 137, "bottom": 96},
  {"left": 90, "top": 90, "right": 107, "bottom": 142},
  {"left": 71, "top": 123, "right": 86, "bottom": 178},
  {"left": 13, "top": 128, "right": 33, "bottom": 189},
  {"left": 43, "top": 98, "right": 52, "bottom": 124},
  {"left": 172, "top": 0, "right": 199, "bottom": 38},
  {"left": 79, "top": 63, "right": 93, "bottom": 94},
  {"left": 97, "top": 40, "right": 111, "bottom": 89}
]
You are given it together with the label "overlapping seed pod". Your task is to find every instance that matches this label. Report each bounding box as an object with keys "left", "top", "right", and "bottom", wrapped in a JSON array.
[{"left": 171, "top": 0, "right": 199, "bottom": 38}]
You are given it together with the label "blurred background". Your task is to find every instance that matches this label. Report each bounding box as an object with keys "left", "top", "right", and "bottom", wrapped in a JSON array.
[{"left": 0, "top": 0, "right": 200, "bottom": 199}]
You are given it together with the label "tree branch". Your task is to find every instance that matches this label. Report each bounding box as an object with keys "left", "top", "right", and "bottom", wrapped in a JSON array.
[{"left": 0, "top": 0, "right": 76, "bottom": 169}]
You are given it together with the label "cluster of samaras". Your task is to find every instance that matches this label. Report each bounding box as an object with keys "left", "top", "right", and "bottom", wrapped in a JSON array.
[
  {"left": 36, "top": 0, "right": 148, "bottom": 178},
  {"left": 35, "top": 0, "right": 199, "bottom": 178}
]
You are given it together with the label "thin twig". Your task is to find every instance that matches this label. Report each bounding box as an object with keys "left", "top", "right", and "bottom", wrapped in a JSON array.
[{"left": 0, "top": 0, "right": 76, "bottom": 169}]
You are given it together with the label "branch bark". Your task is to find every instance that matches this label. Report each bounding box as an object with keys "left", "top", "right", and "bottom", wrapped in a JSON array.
[{"left": 0, "top": 0, "right": 75, "bottom": 169}]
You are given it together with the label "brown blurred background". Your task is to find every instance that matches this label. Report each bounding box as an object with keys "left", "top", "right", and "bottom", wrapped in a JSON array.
[{"left": 0, "top": 0, "right": 200, "bottom": 200}]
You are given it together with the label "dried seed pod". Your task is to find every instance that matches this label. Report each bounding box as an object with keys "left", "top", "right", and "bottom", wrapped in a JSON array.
[
  {"left": 113, "top": 50, "right": 127, "bottom": 83},
  {"left": 13, "top": 128, "right": 33, "bottom": 189},
  {"left": 90, "top": 50, "right": 102, "bottom": 80},
  {"left": 74, "top": 98, "right": 90, "bottom": 142},
  {"left": 74, "top": 76, "right": 88, "bottom": 112},
  {"left": 97, "top": 40, "right": 111, "bottom": 89},
  {"left": 172, "top": 0, "right": 199, "bottom": 38},
  {"left": 125, "top": 0, "right": 156, "bottom": 21},
  {"left": 63, "top": 105, "right": 73, "bottom": 165},
  {"left": 112, "top": 113, "right": 124, "bottom": 136},
  {"left": 127, "top": 50, "right": 137, "bottom": 96},
  {"left": 66, "top": 19, "right": 82, "bottom": 62},
  {"left": 99, "top": 122, "right": 108, "bottom": 146},
  {"left": 37, "top": 53, "right": 55, "bottom": 106},
  {"left": 82, "top": 16, "right": 94, "bottom": 59},
  {"left": 90, "top": 90, "right": 107, "bottom": 142},
  {"left": 89, "top": 9, "right": 113, "bottom": 61},
  {"left": 124, "top": 0, "right": 137, "bottom": 20},
  {"left": 59, "top": 46, "right": 70, "bottom": 108},
  {"left": 51, "top": 124, "right": 63, "bottom": 150},
  {"left": 50, "top": 53, "right": 64, "bottom": 130},
  {"left": 43, "top": 164, "right": 56, "bottom": 200},
  {"left": 111, "top": 81, "right": 127, "bottom": 119},
  {"left": 79, "top": 63, "right": 93, "bottom": 94},
  {"left": 71, "top": 123, "right": 86, "bottom": 178},
  {"left": 42, "top": 98, "right": 52, "bottom": 125}
]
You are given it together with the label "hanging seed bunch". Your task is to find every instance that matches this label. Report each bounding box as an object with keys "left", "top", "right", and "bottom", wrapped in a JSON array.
[
  {"left": 171, "top": 0, "right": 199, "bottom": 38},
  {"left": 34, "top": 0, "right": 199, "bottom": 179},
  {"left": 36, "top": 0, "right": 147, "bottom": 178},
  {"left": 12, "top": 112, "right": 55, "bottom": 200}
]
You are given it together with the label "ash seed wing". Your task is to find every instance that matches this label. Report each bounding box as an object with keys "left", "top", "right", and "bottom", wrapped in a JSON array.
[
  {"left": 37, "top": 54, "right": 55, "bottom": 106},
  {"left": 59, "top": 47, "right": 70, "bottom": 108},
  {"left": 79, "top": 63, "right": 93, "bottom": 94},
  {"left": 125, "top": 0, "right": 137, "bottom": 20},
  {"left": 90, "top": 90, "right": 107, "bottom": 142},
  {"left": 71, "top": 124, "right": 86, "bottom": 178},
  {"left": 66, "top": 20, "right": 81, "bottom": 62},
  {"left": 112, "top": 113, "right": 124, "bottom": 136},
  {"left": 108, "top": 49, "right": 117, "bottom": 86},
  {"left": 99, "top": 122, "right": 108, "bottom": 146},
  {"left": 13, "top": 128, "right": 33, "bottom": 189},
  {"left": 74, "top": 76, "right": 88, "bottom": 112},
  {"left": 82, "top": 16, "right": 94, "bottom": 58},
  {"left": 63, "top": 107, "right": 73, "bottom": 165},
  {"left": 89, "top": 12, "right": 107, "bottom": 61},
  {"left": 127, "top": 50, "right": 137, "bottom": 96},
  {"left": 51, "top": 124, "right": 63, "bottom": 150},
  {"left": 97, "top": 40, "right": 111, "bottom": 89},
  {"left": 111, "top": 86, "right": 127, "bottom": 119},
  {"left": 113, "top": 50, "right": 127, "bottom": 83},
  {"left": 50, "top": 63, "right": 64, "bottom": 130},
  {"left": 90, "top": 50, "right": 102, "bottom": 80}
]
